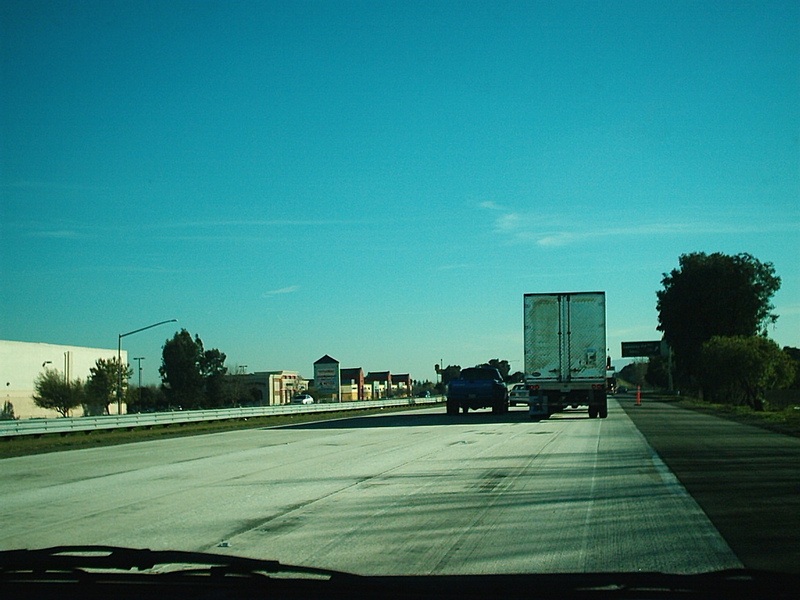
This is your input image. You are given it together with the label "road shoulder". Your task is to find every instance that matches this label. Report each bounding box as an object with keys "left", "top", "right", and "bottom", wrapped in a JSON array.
[{"left": 619, "top": 395, "right": 800, "bottom": 573}]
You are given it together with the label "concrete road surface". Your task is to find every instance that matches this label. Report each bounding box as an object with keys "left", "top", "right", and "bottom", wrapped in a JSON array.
[{"left": 0, "top": 398, "right": 742, "bottom": 575}]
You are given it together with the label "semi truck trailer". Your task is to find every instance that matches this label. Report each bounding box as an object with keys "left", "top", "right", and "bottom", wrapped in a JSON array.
[{"left": 524, "top": 292, "right": 608, "bottom": 419}]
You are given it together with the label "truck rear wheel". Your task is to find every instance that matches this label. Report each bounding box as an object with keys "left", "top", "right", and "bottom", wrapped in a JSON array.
[
  {"left": 446, "top": 399, "right": 459, "bottom": 416},
  {"left": 492, "top": 401, "right": 509, "bottom": 415},
  {"left": 598, "top": 394, "right": 608, "bottom": 418}
]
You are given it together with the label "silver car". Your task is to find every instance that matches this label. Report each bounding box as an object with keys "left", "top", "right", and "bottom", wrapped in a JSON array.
[{"left": 508, "top": 384, "right": 529, "bottom": 407}]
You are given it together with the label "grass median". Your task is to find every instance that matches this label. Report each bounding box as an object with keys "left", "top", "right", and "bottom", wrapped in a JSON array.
[
  {"left": 0, "top": 403, "right": 441, "bottom": 459},
  {"left": 675, "top": 396, "right": 800, "bottom": 437},
  {"left": 635, "top": 391, "right": 800, "bottom": 438}
]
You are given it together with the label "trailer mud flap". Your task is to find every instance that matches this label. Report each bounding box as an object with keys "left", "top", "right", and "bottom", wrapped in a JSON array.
[{"left": 528, "top": 389, "right": 546, "bottom": 418}]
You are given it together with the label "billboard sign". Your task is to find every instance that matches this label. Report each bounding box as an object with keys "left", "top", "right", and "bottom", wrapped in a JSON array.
[{"left": 621, "top": 341, "right": 665, "bottom": 358}]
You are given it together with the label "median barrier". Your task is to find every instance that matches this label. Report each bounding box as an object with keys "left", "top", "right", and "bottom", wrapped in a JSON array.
[{"left": 0, "top": 396, "right": 443, "bottom": 438}]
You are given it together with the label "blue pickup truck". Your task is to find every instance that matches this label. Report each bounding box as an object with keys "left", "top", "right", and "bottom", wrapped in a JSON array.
[{"left": 446, "top": 366, "right": 509, "bottom": 415}]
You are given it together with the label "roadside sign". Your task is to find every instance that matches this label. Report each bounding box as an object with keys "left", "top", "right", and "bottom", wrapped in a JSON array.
[{"left": 621, "top": 341, "right": 664, "bottom": 358}]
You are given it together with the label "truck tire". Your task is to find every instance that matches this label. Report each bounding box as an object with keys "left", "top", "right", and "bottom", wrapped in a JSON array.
[
  {"left": 598, "top": 394, "right": 608, "bottom": 418},
  {"left": 588, "top": 405, "right": 598, "bottom": 418},
  {"left": 492, "top": 401, "right": 507, "bottom": 415},
  {"left": 446, "top": 399, "right": 459, "bottom": 416}
]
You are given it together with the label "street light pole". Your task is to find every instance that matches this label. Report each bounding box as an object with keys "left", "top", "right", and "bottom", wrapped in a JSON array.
[
  {"left": 117, "top": 319, "right": 177, "bottom": 414},
  {"left": 133, "top": 356, "right": 145, "bottom": 407}
]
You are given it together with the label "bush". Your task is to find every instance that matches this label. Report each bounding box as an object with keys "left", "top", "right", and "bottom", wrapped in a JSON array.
[{"left": 699, "top": 336, "right": 794, "bottom": 411}]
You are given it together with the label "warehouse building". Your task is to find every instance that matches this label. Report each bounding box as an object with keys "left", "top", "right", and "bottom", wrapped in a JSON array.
[{"left": 0, "top": 340, "right": 127, "bottom": 419}]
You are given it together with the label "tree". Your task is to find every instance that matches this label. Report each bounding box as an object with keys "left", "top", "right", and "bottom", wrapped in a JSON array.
[
  {"left": 412, "top": 380, "right": 436, "bottom": 397},
  {"left": 784, "top": 347, "right": 800, "bottom": 389},
  {"left": 1, "top": 400, "right": 16, "bottom": 420},
  {"left": 507, "top": 371, "right": 525, "bottom": 384},
  {"left": 486, "top": 359, "right": 512, "bottom": 381},
  {"left": 127, "top": 385, "right": 169, "bottom": 414},
  {"left": 85, "top": 357, "right": 132, "bottom": 415},
  {"left": 699, "top": 336, "right": 794, "bottom": 410},
  {"left": 439, "top": 365, "right": 462, "bottom": 385},
  {"left": 656, "top": 252, "right": 781, "bottom": 389},
  {"left": 618, "top": 361, "right": 648, "bottom": 387},
  {"left": 200, "top": 347, "right": 228, "bottom": 407},
  {"left": 645, "top": 356, "right": 670, "bottom": 390},
  {"left": 160, "top": 330, "right": 204, "bottom": 408},
  {"left": 33, "top": 369, "right": 84, "bottom": 417},
  {"left": 159, "top": 330, "right": 227, "bottom": 409}
]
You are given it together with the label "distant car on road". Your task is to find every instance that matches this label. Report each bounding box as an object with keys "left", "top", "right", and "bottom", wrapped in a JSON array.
[
  {"left": 292, "top": 394, "right": 314, "bottom": 405},
  {"left": 508, "top": 383, "right": 529, "bottom": 407}
]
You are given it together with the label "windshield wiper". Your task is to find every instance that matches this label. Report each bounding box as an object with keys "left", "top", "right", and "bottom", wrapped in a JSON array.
[
  {"left": 2, "top": 546, "right": 798, "bottom": 599},
  {"left": 0, "top": 545, "right": 349, "bottom": 580}
]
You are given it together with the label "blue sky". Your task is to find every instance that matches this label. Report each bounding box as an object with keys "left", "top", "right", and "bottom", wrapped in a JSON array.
[{"left": 2, "top": 0, "right": 798, "bottom": 385}]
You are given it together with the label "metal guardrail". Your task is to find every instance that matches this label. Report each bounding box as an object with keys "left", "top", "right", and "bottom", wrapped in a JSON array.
[{"left": 0, "top": 396, "right": 444, "bottom": 438}]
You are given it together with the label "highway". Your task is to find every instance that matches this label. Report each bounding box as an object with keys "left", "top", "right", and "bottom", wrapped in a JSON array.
[{"left": 0, "top": 398, "right": 743, "bottom": 575}]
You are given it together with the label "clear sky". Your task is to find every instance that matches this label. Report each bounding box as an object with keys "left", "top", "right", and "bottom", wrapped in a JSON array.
[{"left": 2, "top": 0, "right": 798, "bottom": 385}]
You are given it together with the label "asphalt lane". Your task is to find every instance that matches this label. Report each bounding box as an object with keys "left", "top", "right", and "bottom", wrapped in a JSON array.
[
  {"left": 619, "top": 394, "right": 800, "bottom": 573},
  {"left": 0, "top": 400, "right": 742, "bottom": 575}
]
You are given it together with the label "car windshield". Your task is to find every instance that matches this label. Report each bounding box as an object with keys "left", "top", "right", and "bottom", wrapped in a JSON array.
[{"left": 1, "top": 0, "right": 798, "bottom": 587}]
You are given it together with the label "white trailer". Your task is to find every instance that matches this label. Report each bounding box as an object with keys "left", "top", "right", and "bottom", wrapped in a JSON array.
[{"left": 523, "top": 292, "right": 608, "bottom": 419}]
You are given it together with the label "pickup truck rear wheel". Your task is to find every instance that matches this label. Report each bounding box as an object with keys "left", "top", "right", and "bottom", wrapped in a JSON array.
[{"left": 446, "top": 399, "right": 459, "bottom": 416}]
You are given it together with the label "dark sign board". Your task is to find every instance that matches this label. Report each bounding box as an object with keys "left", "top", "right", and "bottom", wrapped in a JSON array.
[{"left": 621, "top": 341, "right": 663, "bottom": 358}]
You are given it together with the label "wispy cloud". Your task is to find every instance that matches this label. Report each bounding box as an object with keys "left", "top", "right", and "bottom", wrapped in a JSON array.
[
  {"left": 1, "top": 180, "right": 111, "bottom": 191},
  {"left": 479, "top": 201, "right": 507, "bottom": 212},
  {"left": 263, "top": 285, "right": 300, "bottom": 297},
  {"left": 30, "top": 229, "right": 85, "bottom": 239},
  {"left": 481, "top": 204, "right": 799, "bottom": 248},
  {"left": 147, "top": 219, "right": 352, "bottom": 230}
]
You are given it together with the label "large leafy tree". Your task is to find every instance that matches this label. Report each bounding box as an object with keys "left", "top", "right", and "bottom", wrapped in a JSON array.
[
  {"left": 33, "top": 369, "right": 84, "bottom": 417},
  {"left": 159, "top": 330, "right": 228, "bottom": 409},
  {"left": 656, "top": 252, "right": 781, "bottom": 388},
  {"left": 84, "top": 357, "right": 132, "bottom": 415},
  {"left": 160, "top": 330, "right": 205, "bottom": 408}
]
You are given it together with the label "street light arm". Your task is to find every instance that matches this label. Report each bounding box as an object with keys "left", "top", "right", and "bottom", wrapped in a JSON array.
[
  {"left": 116, "top": 319, "right": 178, "bottom": 411},
  {"left": 119, "top": 319, "right": 178, "bottom": 340}
]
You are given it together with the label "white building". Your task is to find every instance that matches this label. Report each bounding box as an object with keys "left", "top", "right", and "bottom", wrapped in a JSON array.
[
  {"left": 230, "top": 371, "right": 307, "bottom": 405},
  {"left": 0, "top": 340, "right": 127, "bottom": 419}
]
